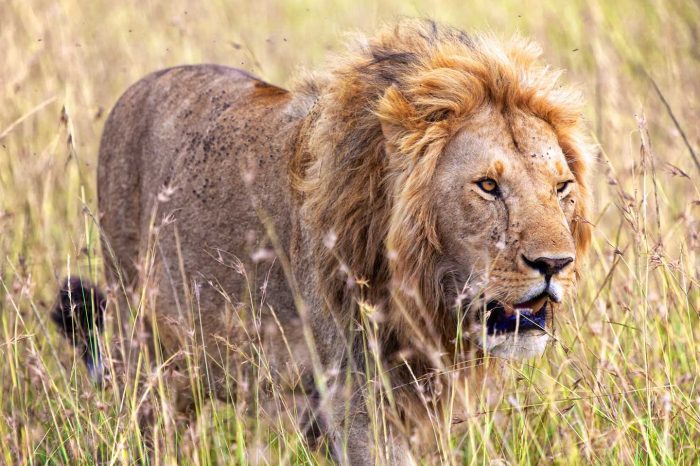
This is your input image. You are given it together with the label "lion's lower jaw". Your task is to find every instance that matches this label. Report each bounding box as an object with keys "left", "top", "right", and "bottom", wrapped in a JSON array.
[{"left": 475, "top": 330, "right": 550, "bottom": 360}]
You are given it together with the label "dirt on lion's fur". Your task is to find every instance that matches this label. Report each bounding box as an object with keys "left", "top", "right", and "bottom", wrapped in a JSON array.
[{"left": 1, "top": 1, "right": 699, "bottom": 465}]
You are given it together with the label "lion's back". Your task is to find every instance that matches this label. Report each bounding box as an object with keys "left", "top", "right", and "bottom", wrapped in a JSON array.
[
  {"left": 97, "top": 64, "right": 303, "bottom": 374},
  {"left": 99, "top": 64, "right": 293, "bottom": 276}
]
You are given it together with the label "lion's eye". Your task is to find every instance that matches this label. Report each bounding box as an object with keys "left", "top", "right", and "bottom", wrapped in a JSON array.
[
  {"left": 556, "top": 180, "right": 574, "bottom": 197},
  {"left": 476, "top": 178, "right": 500, "bottom": 196}
]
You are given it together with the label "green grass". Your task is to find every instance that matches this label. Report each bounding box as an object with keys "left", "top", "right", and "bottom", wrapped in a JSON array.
[{"left": 1, "top": 0, "right": 699, "bottom": 464}]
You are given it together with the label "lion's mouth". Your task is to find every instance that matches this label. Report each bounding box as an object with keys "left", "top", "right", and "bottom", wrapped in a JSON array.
[{"left": 483, "top": 293, "right": 550, "bottom": 335}]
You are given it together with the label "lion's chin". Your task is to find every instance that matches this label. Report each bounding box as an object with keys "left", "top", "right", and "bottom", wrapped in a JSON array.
[{"left": 476, "top": 330, "right": 549, "bottom": 360}]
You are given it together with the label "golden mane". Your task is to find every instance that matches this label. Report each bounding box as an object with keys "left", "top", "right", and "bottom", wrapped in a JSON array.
[{"left": 291, "top": 19, "right": 593, "bottom": 346}]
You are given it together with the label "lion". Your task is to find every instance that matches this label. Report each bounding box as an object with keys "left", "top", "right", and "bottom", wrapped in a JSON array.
[{"left": 54, "top": 20, "right": 592, "bottom": 465}]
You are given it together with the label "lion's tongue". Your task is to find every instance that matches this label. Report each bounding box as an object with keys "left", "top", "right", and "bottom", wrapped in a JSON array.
[{"left": 502, "top": 295, "right": 547, "bottom": 318}]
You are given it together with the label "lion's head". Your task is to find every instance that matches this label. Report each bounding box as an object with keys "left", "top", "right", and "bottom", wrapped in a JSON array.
[{"left": 293, "top": 20, "right": 592, "bottom": 361}]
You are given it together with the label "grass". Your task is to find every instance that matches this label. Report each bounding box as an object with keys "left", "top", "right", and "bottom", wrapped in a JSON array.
[{"left": 1, "top": 0, "right": 699, "bottom": 464}]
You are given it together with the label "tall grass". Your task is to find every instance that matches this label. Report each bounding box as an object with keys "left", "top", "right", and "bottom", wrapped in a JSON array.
[{"left": 1, "top": 0, "right": 699, "bottom": 464}]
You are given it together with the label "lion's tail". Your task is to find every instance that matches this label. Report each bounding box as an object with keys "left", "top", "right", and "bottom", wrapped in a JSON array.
[{"left": 51, "top": 277, "right": 107, "bottom": 384}]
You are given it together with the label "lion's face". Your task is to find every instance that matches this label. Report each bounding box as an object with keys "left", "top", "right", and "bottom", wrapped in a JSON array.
[{"left": 433, "top": 106, "right": 580, "bottom": 359}]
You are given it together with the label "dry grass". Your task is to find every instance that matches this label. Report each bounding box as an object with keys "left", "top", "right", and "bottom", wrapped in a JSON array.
[{"left": 1, "top": 0, "right": 699, "bottom": 464}]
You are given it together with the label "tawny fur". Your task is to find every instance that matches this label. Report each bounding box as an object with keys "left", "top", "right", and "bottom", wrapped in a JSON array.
[{"left": 95, "top": 20, "right": 592, "bottom": 464}]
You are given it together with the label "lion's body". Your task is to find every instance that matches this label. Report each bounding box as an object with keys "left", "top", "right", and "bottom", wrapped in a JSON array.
[
  {"left": 99, "top": 64, "right": 320, "bottom": 394},
  {"left": 95, "top": 21, "right": 592, "bottom": 464}
]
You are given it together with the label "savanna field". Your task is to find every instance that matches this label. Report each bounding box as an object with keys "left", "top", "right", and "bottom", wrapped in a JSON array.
[{"left": 1, "top": 0, "right": 699, "bottom": 464}]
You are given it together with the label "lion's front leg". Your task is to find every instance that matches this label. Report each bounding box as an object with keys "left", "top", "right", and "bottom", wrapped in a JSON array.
[{"left": 322, "top": 387, "right": 413, "bottom": 466}]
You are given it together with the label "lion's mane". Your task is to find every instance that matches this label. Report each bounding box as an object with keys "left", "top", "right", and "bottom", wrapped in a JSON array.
[{"left": 291, "top": 19, "right": 593, "bottom": 351}]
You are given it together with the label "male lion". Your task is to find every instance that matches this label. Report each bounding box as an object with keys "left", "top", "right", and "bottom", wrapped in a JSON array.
[{"left": 54, "top": 19, "right": 592, "bottom": 465}]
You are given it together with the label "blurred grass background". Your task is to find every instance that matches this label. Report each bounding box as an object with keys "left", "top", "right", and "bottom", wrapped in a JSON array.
[{"left": 1, "top": 0, "right": 699, "bottom": 464}]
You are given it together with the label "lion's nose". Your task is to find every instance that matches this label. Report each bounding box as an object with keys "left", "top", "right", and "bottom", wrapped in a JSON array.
[{"left": 522, "top": 255, "right": 573, "bottom": 277}]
